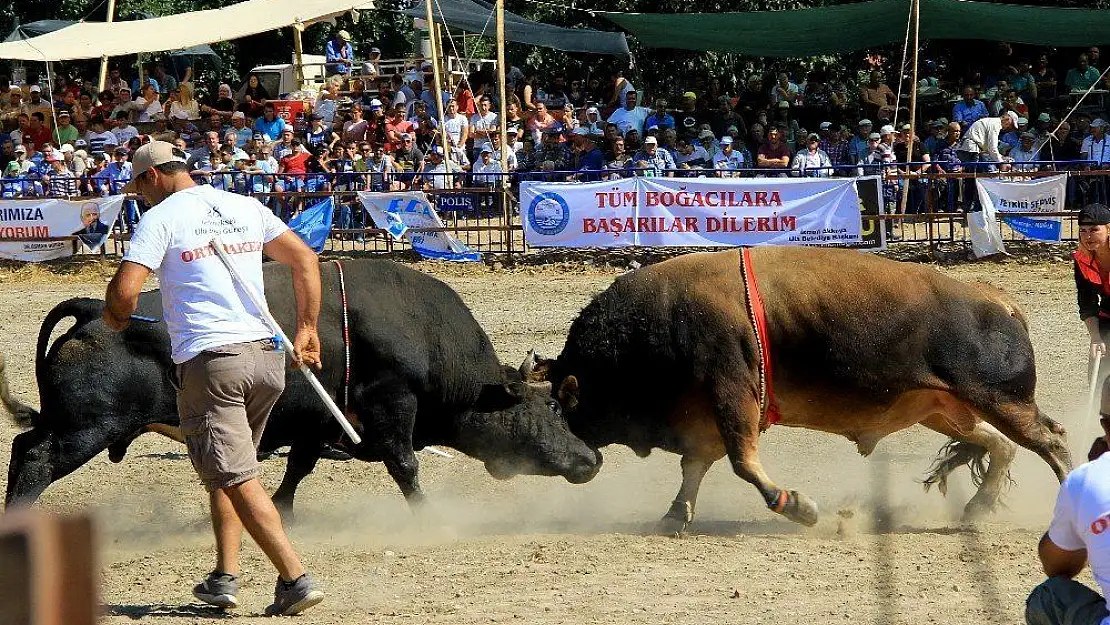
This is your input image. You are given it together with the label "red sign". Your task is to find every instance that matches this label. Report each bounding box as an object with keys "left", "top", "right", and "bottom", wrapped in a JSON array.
[{"left": 270, "top": 100, "right": 306, "bottom": 124}]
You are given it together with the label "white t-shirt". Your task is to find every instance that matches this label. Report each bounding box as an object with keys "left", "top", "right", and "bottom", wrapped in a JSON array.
[
  {"left": 113, "top": 124, "right": 140, "bottom": 145},
  {"left": 123, "top": 184, "right": 289, "bottom": 364},
  {"left": 607, "top": 106, "right": 650, "bottom": 136},
  {"left": 1048, "top": 452, "right": 1110, "bottom": 625},
  {"left": 443, "top": 113, "right": 468, "bottom": 147}
]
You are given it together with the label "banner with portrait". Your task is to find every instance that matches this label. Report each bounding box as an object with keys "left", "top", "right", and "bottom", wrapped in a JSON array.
[{"left": 0, "top": 196, "right": 125, "bottom": 262}]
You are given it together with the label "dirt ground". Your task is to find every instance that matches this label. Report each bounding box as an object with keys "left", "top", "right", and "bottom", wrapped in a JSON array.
[{"left": 0, "top": 255, "right": 1096, "bottom": 624}]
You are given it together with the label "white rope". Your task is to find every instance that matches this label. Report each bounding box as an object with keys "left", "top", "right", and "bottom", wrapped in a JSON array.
[
  {"left": 13, "top": 33, "right": 61, "bottom": 149},
  {"left": 431, "top": 0, "right": 495, "bottom": 100},
  {"left": 1033, "top": 62, "right": 1110, "bottom": 157}
]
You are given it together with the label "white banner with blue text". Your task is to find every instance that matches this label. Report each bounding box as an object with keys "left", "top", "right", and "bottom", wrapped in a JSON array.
[{"left": 520, "top": 176, "right": 863, "bottom": 248}]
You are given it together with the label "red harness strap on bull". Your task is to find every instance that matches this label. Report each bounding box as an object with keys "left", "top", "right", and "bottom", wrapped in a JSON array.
[{"left": 740, "top": 248, "right": 782, "bottom": 428}]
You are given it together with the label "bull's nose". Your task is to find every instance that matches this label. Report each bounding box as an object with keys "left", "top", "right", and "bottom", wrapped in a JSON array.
[{"left": 565, "top": 449, "right": 602, "bottom": 484}]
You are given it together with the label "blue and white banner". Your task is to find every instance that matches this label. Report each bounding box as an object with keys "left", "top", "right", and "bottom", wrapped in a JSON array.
[
  {"left": 288, "top": 197, "right": 335, "bottom": 253},
  {"left": 520, "top": 177, "right": 863, "bottom": 248},
  {"left": 975, "top": 174, "right": 1066, "bottom": 243},
  {"left": 358, "top": 191, "right": 480, "bottom": 262},
  {"left": 0, "top": 196, "right": 125, "bottom": 262}
]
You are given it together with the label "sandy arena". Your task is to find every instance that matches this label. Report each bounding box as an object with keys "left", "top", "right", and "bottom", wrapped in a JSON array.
[{"left": 0, "top": 256, "right": 1096, "bottom": 624}]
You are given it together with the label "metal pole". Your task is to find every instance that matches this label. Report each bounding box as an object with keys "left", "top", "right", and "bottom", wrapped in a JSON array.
[
  {"left": 424, "top": 0, "right": 452, "bottom": 174},
  {"left": 495, "top": 0, "right": 509, "bottom": 180},
  {"left": 96, "top": 0, "right": 118, "bottom": 92}
]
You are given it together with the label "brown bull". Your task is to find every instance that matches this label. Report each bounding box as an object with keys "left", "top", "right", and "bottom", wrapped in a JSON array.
[{"left": 526, "top": 247, "right": 1072, "bottom": 531}]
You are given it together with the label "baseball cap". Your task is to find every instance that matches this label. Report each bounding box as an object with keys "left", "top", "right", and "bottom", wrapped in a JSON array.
[
  {"left": 231, "top": 111, "right": 246, "bottom": 119},
  {"left": 930, "top": 120, "right": 944, "bottom": 128},
  {"left": 859, "top": 119, "right": 873, "bottom": 127},
  {"left": 698, "top": 129, "right": 715, "bottom": 139},
  {"left": 114, "top": 146, "right": 130, "bottom": 155},
  {"left": 1094, "top": 118, "right": 1109, "bottom": 128},
  {"left": 74, "top": 139, "right": 87, "bottom": 147},
  {"left": 868, "top": 132, "right": 882, "bottom": 140},
  {"left": 807, "top": 132, "right": 820, "bottom": 141},
  {"left": 572, "top": 127, "right": 590, "bottom": 136},
  {"left": 880, "top": 124, "right": 895, "bottom": 135},
  {"left": 726, "top": 125, "right": 739, "bottom": 133},
  {"left": 900, "top": 123, "right": 911, "bottom": 131},
  {"left": 14, "top": 145, "right": 26, "bottom": 153},
  {"left": 60, "top": 144, "right": 74, "bottom": 153},
  {"left": 720, "top": 136, "right": 733, "bottom": 145},
  {"left": 370, "top": 47, "right": 381, "bottom": 54},
  {"left": 337, "top": 30, "right": 352, "bottom": 41},
  {"left": 778, "top": 100, "right": 790, "bottom": 109},
  {"left": 1003, "top": 111, "right": 1019, "bottom": 125},
  {"left": 1079, "top": 203, "right": 1110, "bottom": 226},
  {"left": 643, "top": 136, "right": 658, "bottom": 145},
  {"left": 1038, "top": 112, "right": 1052, "bottom": 122},
  {"left": 7, "top": 85, "right": 20, "bottom": 93},
  {"left": 369, "top": 98, "right": 383, "bottom": 108},
  {"left": 647, "top": 124, "right": 659, "bottom": 132},
  {"left": 682, "top": 91, "right": 696, "bottom": 100},
  {"left": 122, "top": 141, "right": 189, "bottom": 193},
  {"left": 29, "top": 85, "right": 41, "bottom": 93},
  {"left": 480, "top": 145, "right": 493, "bottom": 153},
  {"left": 252, "top": 132, "right": 264, "bottom": 140},
  {"left": 586, "top": 106, "right": 599, "bottom": 115},
  {"left": 1020, "top": 131, "right": 1035, "bottom": 139},
  {"left": 57, "top": 110, "right": 70, "bottom": 118},
  {"left": 819, "top": 121, "right": 832, "bottom": 130},
  {"left": 1017, "top": 117, "right": 1029, "bottom": 126}
]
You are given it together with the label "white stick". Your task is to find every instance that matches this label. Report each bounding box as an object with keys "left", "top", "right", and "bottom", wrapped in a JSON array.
[
  {"left": 208, "top": 237, "right": 362, "bottom": 446},
  {"left": 420, "top": 446, "right": 453, "bottom": 458},
  {"left": 1088, "top": 355, "right": 1104, "bottom": 436}
]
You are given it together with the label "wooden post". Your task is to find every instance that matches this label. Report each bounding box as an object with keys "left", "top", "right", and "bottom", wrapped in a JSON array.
[
  {"left": 424, "top": 0, "right": 452, "bottom": 178},
  {"left": 292, "top": 21, "right": 306, "bottom": 91},
  {"left": 898, "top": 0, "right": 921, "bottom": 220},
  {"left": 495, "top": 0, "right": 508, "bottom": 181},
  {"left": 96, "top": 0, "right": 117, "bottom": 92}
]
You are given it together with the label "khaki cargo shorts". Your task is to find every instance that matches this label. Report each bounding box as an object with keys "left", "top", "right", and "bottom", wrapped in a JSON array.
[{"left": 174, "top": 339, "right": 286, "bottom": 492}]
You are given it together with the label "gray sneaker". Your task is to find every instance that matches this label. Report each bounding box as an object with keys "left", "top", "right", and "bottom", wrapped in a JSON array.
[
  {"left": 192, "top": 571, "right": 239, "bottom": 609},
  {"left": 264, "top": 573, "right": 324, "bottom": 616}
]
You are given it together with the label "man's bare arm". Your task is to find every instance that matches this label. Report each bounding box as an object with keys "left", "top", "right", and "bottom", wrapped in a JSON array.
[
  {"left": 1039, "top": 532, "right": 1087, "bottom": 578},
  {"left": 263, "top": 230, "right": 321, "bottom": 368},
  {"left": 103, "top": 261, "right": 152, "bottom": 330}
]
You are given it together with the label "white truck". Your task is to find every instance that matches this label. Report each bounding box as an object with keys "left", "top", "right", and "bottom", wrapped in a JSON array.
[{"left": 247, "top": 53, "right": 328, "bottom": 99}]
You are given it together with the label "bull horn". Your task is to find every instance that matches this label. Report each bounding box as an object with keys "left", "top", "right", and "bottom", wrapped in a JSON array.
[{"left": 519, "top": 349, "right": 538, "bottom": 378}]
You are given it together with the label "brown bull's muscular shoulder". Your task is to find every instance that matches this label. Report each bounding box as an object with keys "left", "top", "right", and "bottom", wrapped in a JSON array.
[{"left": 526, "top": 247, "right": 1072, "bottom": 533}]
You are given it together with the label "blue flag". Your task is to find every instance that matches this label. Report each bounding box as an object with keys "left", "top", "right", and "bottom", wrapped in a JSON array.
[{"left": 287, "top": 197, "right": 335, "bottom": 253}]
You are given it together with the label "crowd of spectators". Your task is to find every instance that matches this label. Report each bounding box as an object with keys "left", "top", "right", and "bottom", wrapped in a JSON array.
[{"left": 3, "top": 40, "right": 1110, "bottom": 225}]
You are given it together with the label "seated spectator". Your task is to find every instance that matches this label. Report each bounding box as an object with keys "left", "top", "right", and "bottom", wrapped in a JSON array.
[
  {"left": 818, "top": 122, "right": 849, "bottom": 168},
  {"left": 84, "top": 117, "right": 118, "bottom": 157},
  {"left": 363, "top": 47, "right": 382, "bottom": 79},
  {"left": 1009, "top": 132, "right": 1041, "bottom": 171},
  {"left": 570, "top": 128, "right": 604, "bottom": 181},
  {"left": 630, "top": 135, "right": 675, "bottom": 176},
  {"left": 43, "top": 152, "right": 78, "bottom": 197},
  {"left": 325, "top": 30, "right": 354, "bottom": 77},
  {"left": 608, "top": 91, "right": 650, "bottom": 137},
  {"left": 581, "top": 106, "right": 604, "bottom": 137},
  {"left": 710, "top": 97, "right": 745, "bottom": 141},
  {"left": 603, "top": 136, "right": 630, "bottom": 179},
  {"left": 1001, "top": 117, "right": 1031, "bottom": 155},
  {"left": 254, "top": 103, "right": 287, "bottom": 142},
  {"left": 1009, "top": 60, "right": 1039, "bottom": 101},
  {"left": 535, "top": 131, "right": 569, "bottom": 171},
  {"left": 860, "top": 71, "right": 896, "bottom": 122},
  {"left": 187, "top": 131, "right": 223, "bottom": 170},
  {"left": 358, "top": 143, "right": 396, "bottom": 191},
  {"left": 227, "top": 111, "right": 252, "bottom": 148},
  {"left": 471, "top": 145, "right": 503, "bottom": 186},
  {"left": 791, "top": 133, "right": 832, "bottom": 177},
  {"left": 391, "top": 133, "right": 425, "bottom": 189},
  {"left": 131, "top": 84, "right": 162, "bottom": 123},
  {"left": 771, "top": 72, "right": 800, "bottom": 106},
  {"left": 418, "top": 147, "right": 461, "bottom": 190},
  {"left": 1066, "top": 53, "right": 1102, "bottom": 92},
  {"left": 236, "top": 75, "right": 270, "bottom": 108},
  {"left": 931, "top": 123, "right": 963, "bottom": 173},
  {"left": 673, "top": 136, "right": 711, "bottom": 171},
  {"left": 848, "top": 119, "right": 874, "bottom": 165},
  {"left": 645, "top": 99, "right": 674, "bottom": 131},
  {"left": 409, "top": 101, "right": 439, "bottom": 152},
  {"left": 103, "top": 146, "right": 132, "bottom": 195},
  {"left": 923, "top": 120, "right": 948, "bottom": 155},
  {"left": 1083, "top": 118, "right": 1110, "bottom": 166},
  {"left": 953, "top": 88, "right": 989, "bottom": 128},
  {"left": 528, "top": 102, "right": 559, "bottom": 145},
  {"left": 92, "top": 90, "right": 117, "bottom": 121},
  {"left": 712, "top": 136, "right": 745, "bottom": 177},
  {"left": 222, "top": 131, "right": 249, "bottom": 161},
  {"left": 168, "top": 82, "right": 201, "bottom": 121},
  {"left": 490, "top": 131, "right": 518, "bottom": 170},
  {"left": 105, "top": 67, "right": 128, "bottom": 95},
  {"left": 1033, "top": 54, "right": 1058, "bottom": 100},
  {"left": 25, "top": 112, "right": 52, "bottom": 152},
  {"left": 757, "top": 127, "right": 791, "bottom": 171},
  {"left": 53, "top": 111, "right": 79, "bottom": 146},
  {"left": 201, "top": 83, "right": 237, "bottom": 120}
]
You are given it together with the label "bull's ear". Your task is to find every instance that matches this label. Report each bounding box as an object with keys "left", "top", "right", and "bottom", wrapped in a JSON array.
[
  {"left": 558, "top": 376, "right": 579, "bottom": 411},
  {"left": 475, "top": 379, "right": 525, "bottom": 412}
]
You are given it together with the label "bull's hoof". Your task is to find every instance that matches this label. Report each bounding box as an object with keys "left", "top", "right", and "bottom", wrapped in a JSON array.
[
  {"left": 781, "top": 491, "right": 819, "bottom": 527},
  {"left": 961, "top": 498, "right": 995, "bottom": 523},
  {"left": 656, "top": 501, "right": 693, "bottom": 536}
]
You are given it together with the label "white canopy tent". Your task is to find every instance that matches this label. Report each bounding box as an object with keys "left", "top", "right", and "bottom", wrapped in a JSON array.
[{"left": 0, "top": 0, "right": 375, "bottom": 61}]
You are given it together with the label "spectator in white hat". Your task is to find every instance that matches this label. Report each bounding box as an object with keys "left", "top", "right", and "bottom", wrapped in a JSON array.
[
  {"left": 712, "top": 136, "right": 745, "bottom": 177},
  {"left": 325, "top": 30, "right": 354, "bottom": 76},
  {"left": 631, "top": 135, "right": 675, "bottom": 176},
  {"left": 791, "top": 133, "right": 833, "bottom": 177},
  {"left": 363, "top": 47, "right": 382, "bottom": 77},
  {"left": 955, "top": 111, "right": 1017, "bottom": 210},
  {"left": 582, "top": 106, "right": 604, "bottom": 137}
]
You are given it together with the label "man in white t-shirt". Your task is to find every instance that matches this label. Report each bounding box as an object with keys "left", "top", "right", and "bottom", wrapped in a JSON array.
[
  {"left": 1027, "top": 421, "right": 1110, "bottom": 625},
  {"left": 607, "top": 91, "right": 651, "bottom": 136},
  {"left": 102, "top": 141, "right": 325, "bottom": 617}
]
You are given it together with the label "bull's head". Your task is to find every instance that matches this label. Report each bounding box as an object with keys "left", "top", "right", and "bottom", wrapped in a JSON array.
[
  {"left": 454, "top": 361, "right": 600, "bottom": 484},
  {"left": 518, "top": 349, "right": 578, "bottom": 411}
]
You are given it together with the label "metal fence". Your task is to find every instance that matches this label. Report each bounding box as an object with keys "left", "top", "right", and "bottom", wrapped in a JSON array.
[{"left": 3, "top": 162, "right": 1106, "bottom": 259}]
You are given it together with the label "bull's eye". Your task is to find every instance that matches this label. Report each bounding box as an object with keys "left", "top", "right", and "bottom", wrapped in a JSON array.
[{"left": 546, "top": 400, "right": 562, "bottom": 417}]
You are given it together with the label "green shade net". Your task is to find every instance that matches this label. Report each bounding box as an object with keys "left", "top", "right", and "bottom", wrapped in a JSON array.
[{"left": 599, "top": 0, "right": 1110, "bottom": 57}]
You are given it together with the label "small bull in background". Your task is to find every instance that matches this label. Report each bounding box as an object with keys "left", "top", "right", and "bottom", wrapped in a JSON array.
[
  {"left": 526, "top": 247, "right": 1072, "bottom": 533},
  {"left": 1, "top": 260, "right": 600, "bottom": 515}
]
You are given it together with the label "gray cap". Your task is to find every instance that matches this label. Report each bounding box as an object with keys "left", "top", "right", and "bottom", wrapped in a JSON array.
[{"left": 122, "top": 141, "right": 189, "bottom": 193}]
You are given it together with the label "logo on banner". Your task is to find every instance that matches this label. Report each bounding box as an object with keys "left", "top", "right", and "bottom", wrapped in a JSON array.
[{"left": 527, "top": 192, "right": 571, "bottom": 236}]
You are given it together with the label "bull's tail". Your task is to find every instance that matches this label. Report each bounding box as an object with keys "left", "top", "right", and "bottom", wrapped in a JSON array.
[
  {"left": 36, "top": 298, "right": 104, "bottom": 380},
  {"left": 922, "top": 439, "right": 989, "bottom": 497},
  {"left": 0, "top": 351, "right": 38, "bottom": 428}
]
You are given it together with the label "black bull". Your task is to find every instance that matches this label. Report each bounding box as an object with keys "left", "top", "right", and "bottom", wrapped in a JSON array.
[
  {"left": 527, "top": 247, "right": 1073, "bottom": 532},
  {"left": 2, "top": 259, "right": 601, "bottom": 512}
]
